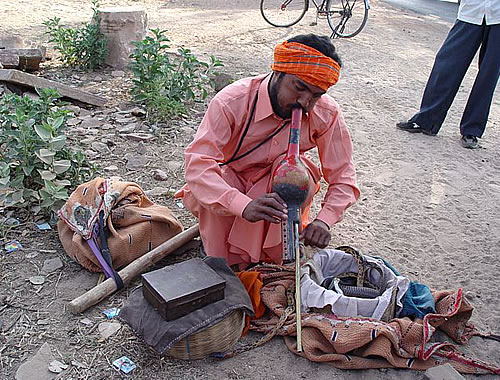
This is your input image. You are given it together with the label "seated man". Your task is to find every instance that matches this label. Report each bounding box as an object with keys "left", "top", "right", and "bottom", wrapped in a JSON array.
[{"left": 176, "top": 34, "right": 359, "bottom": 269}]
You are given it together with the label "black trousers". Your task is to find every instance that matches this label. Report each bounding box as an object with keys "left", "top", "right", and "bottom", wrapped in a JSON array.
[{"left": 410, "top": 20, "right": 500, "bottom": 138}]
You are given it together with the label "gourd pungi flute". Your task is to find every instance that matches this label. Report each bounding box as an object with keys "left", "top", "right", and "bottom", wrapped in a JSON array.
[{"left": 271, "top": 107, "right": 308, "bottom": 352}]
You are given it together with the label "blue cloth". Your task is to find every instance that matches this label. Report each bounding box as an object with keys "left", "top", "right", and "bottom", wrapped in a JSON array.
[
  {"left": 399, "top": 282, "right": 436, "bottom": 319},
  {"left": 374, "top": 256, "right": 436, "bottom": 319},
  {"left": 409, "top": 20, "right": 500, "bottom": 138}
]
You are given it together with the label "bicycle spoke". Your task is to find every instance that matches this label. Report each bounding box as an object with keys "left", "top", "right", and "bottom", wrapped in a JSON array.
[{"left": 260, "top": 0, "right": 308, "bottom": 28}]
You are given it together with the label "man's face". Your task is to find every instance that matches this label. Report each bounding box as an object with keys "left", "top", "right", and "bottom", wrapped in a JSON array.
[{"left": 269, "top": 72, "right": 326, "bottom": 119}]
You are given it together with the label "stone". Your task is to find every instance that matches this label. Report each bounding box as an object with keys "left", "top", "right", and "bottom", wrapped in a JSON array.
[
  {"left": 118, "top": 123, "right": 137, "bottom": 133},
  {"left": 0, "top": 48, "right": 44, "bottom": 71},
  {"left": 63, "top": 105, "right": 81, "bottom": 116},
  {"left": 165, "top": 160, "right": 183, "bottom": 172},
  {"left": 100, "top": 123, "right": 114, "bottom": 130},
  {"left": 424, "top": 364, "right": 465, "bottom": 380},
  {"left": 125, "top": 153, "right": 147, "bottom": 170},
  {"left": 48, "top": 360, "right": 68, "bottom": 374},
  {"left": 212, "top": 72, "right": 234, "bottom": 92},
  {"left": 99, "top": 7, "right": 148, "bottom": 69},
  {"left": 0, "top": 69, "right": 106, "bottom": 106},
  {"left": 91, "top": 142, "right": 109, "bottom": 152},
  {"left": 0, "top": 36, "right": 26, "bottom": 49},
  {"left": 41, "top": 258, "right": 63, "bottom": 273},
  {"left": 111, "top": 70, "right": 125, "bottom": 77},
  {"left": 66, "top": 117, "right": 81, "bottom": 127},
  {"left": 104, "top": 165, "right": 119, "bottom": 171},
  {"left": 98, "top": 321, "right": 121, "bottom": 340},
  {"left": 15, "top": 342, "right": 56, "bottom": 380},
  {"left": 80, "top": 138, "right": 96, "bottom": 145},
  {"left": 80, "top": 118, "right": 102, "bottom": 129},
  {"left": 115, "top": 116, "right": 136, "bottom": 124},
  {"left": 152, "top": 169, "right": 169, "bottom": 181},
  {"left": 122, "top": 132, "right": 155, "bottom": 142}
]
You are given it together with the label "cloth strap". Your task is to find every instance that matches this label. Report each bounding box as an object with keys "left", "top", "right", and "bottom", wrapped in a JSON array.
[{"left": 271, "top": 41, "right": 341, "bottom": 91}]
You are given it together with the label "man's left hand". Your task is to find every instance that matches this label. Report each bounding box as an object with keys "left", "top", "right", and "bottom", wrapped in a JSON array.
[{"left": 300, "top": 219, "right": 331, "bottom": 248}]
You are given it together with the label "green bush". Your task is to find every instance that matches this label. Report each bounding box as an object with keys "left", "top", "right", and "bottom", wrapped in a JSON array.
[
  {"left": 0, "top": 89, "right": 96, "bottom": 217},
  {"left": 130, "top": 29, "right": 223, "bottom": 122},
  {"left": 43, "top": 0, "right": 108, "bottom": 71}
]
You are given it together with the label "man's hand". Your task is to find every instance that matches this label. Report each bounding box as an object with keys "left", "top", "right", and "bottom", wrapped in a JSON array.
[
  {"left": 242, "top": 193, "right": 288, "bottom": 223},
  {"left": 300, "top": 219, "right": 331, "bottom": 248}
]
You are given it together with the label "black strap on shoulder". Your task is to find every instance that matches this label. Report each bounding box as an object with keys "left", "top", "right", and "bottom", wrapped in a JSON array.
[{"left": 220, "top": 82, "right": 290, "bottom": 167}]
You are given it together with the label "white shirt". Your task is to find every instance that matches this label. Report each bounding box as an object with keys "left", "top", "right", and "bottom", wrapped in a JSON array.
[{"left": 458, "top": 0, "right": 500, "bottom": 25}]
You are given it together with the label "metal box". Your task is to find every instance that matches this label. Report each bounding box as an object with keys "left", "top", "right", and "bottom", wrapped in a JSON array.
[{"left": 141, "top": 258, "right": 226, "bottom": 321}]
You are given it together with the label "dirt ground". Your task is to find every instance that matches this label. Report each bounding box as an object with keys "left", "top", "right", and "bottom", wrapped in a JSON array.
[{"left": 1, "top": 0, "right": 499, "bottom": 379}]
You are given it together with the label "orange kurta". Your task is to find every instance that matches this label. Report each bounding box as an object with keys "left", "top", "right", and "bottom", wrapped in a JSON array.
[{"left": 175, "top": 74, "right": 359, "bottom": 267}]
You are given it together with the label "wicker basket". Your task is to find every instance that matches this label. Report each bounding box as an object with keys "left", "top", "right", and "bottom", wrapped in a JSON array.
[{"left": 167, "top": 309, "right": 246, "bottom": 360}]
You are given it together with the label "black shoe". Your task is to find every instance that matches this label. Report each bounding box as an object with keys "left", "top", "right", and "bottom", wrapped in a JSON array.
[
  {"left": 396, "top": 121, "right": 437, "bottom": 136},
  {"left": 461, "top": 135, "right": 479, "bottom": 149}
]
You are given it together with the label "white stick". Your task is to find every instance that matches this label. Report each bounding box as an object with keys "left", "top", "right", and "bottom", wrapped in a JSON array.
[{"left": 294, "top": 222, "right": 302, "bottom": 352}]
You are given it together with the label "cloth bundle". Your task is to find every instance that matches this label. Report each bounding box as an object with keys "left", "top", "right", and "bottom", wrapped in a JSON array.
[
  {"left": 301, "top": 249, "right": 409, "bottom": 321},
  {"left": 58, "top": 177, "right": 183, "bottom": 272},
  {"left": 249, "top": 261, "right": 500, "bottom": 374}
]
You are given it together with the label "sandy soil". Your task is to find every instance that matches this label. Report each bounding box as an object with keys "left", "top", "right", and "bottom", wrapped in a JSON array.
[{"left": 0, "top": 0, "right": 499, "bottom": 379}]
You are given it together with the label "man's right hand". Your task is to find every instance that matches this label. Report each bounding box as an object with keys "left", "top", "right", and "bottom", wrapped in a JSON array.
[{"left": 242, "top": 193, "right": 288, "bottom": 223}]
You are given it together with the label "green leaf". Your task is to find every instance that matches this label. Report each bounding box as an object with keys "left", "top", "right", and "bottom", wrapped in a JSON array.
[
  {"left": 50, "top": 115, "right": 65, "bottom": 130},
  {"left": 38, "top": 169, "right": 57, "bottom": 181},
  {"left": 50, "top": 135, "right": 66, "bottom": 150},
  {"left": 37, "top": 149, "right": 56, "bottom": 164},
  {"left": 54, "top": 179, "right": 71, "bottom": 187},
  {"left": 34, "top": 123, "right": 52, "bottom": 141},
  {"left": 53, "top": 159, "right": 71, "bottom": 174},
  {"left": 0, "top": 177, "right": 10, "bottom": 186},
  {"left": 43, "top": 179, "right": 59, "bottom": 195},
  {"left": 23, "top": 165, "right": 35, "bottom": 176}
]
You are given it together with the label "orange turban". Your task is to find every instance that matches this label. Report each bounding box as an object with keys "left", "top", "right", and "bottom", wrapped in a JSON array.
[{"left": 271, "top": 41, "right": 341, "bottom": 91}]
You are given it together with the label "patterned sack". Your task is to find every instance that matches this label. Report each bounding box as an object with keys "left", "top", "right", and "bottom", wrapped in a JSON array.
[{"left": 57, "top": 177, "right": 183, "bottom": 272}]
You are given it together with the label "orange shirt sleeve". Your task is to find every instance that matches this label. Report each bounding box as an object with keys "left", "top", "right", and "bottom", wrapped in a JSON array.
[
  {"left": 184, "top": 97, "right": 253, "bottom": 217},
  {"left": 314, "top": 103, "right": 360, "bottom": 226}
]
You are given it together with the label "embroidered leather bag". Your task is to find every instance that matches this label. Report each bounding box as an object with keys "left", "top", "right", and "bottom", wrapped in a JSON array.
[{"left": 58, "top": 177, "right": 183, "bottom": 273}]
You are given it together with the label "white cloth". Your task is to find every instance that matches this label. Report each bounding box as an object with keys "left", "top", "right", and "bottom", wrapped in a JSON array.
[
  {"left": 458, "top": 0, "right": 500, "bottom": 25},
  {"left": 300, "top": 249, "right": 410, "bottom": 321}
]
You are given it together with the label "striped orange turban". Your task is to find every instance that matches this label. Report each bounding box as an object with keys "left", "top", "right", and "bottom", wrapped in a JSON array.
[{"left": 271, "top": 41, "right": 341, "bottom": 91}]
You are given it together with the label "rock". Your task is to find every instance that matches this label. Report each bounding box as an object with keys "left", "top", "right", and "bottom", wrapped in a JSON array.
[
  {"left": 212, "top": 72, "right": 234, "bottom": 92},
  {"left": 104, "top": 165, "right": 119, "bottom": 171},
  {"left": 63, "top": 105, "right": 81, "bottom": 116},
  {"left": 165, "top": 160, "right": 183, "bottom": 172},
  {"left": 424, "top": 364, "right": 465, "bottom": 380},
  {"left": 29, "top": 276, "right": 45, "bottom": 285},
  {"left": 118, "top": 123, "right": 137, "bottom": 133},
  {"left": 122, "top": 132, "right": 155, "bottom": 142},
  {"left": 80, "top": 118, "right": 102, "bottom": 129},
  {"left": 98, "top": 321, "right": 121, "bottom": 340},
  {"left": 91, "top": 142, "right": 109, "bottom": 152},
  {"left": 115, "top": 116, "right": 137, "bottom": 124},
  {"left": 80, "top": 137, "right": 95, "bottom": 145},
  {"left": 135, "top": 141, "right": 147, "bottom": 154},
  {"left": 152, "top": 169, "right": 169, "bottom": 181},
  {"left": 15, "top": 342, "right": 56, "bottom": 380},
  {"left": 100, "top": 123, "right": 114, "bottom": 130},
  {"left": 111, "top": 70, "right": 125, "bottom": 77},
  {"left": 127, "top": 107, "right": 146, "bottom": 117},
  {"left": 66, "top": 117, "right": 81, "bottom": 126},
  {"left": 125, "top": 153, "right": 147, "bottom": 170},
  {"left": 48, "top": 360, "right": 68, "bottom": 374},
  {"left": 99, "top": 7, "right": 148, "bottom": 68},
  {"left": 41, "top": 258, "right": 63, "bottom": 273}
]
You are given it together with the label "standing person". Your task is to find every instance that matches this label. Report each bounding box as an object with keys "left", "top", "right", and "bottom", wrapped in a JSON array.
[
  {"left": 397, "top": 0, "right": 500, "bottom": 149},
  {"left": 175, "top": 34, "right": 359, "bottom": 270}
]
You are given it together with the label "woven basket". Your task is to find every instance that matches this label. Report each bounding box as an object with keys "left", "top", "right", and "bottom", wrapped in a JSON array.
[{"left": 167, "top": 309, "right": 246, "bottom": 360}]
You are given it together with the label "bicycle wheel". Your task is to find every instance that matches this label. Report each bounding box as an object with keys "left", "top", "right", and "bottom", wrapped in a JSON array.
[
  {"left": 260, "top": 0, "right": 308, "bottom": 27},
  {"left": 326, "top": 0, "right": 369, "bottom": 38}
]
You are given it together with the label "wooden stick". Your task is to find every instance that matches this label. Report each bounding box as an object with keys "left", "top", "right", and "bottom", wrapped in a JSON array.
[{"left": 67, "top": 224, "right": 200, "bottom": 314}]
